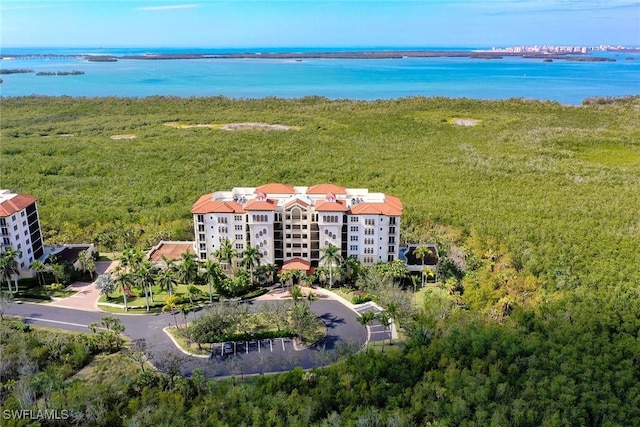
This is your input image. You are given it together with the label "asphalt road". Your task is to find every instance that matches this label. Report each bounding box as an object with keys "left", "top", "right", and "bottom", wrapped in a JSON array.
[{"left": 6, "top": 299, "right": 367, "bottom": 378}]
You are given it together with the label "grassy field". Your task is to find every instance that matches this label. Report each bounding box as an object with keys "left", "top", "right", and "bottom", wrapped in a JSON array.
[{"left": 2, "top": 95, "right": 639, "bottom": 301}]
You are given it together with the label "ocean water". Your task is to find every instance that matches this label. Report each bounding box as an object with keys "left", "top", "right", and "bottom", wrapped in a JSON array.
[{"left": 1, "top": 47, "right": 638, "bottom": 104}]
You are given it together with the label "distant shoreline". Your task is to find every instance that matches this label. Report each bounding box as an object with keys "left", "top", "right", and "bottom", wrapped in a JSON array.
[{"left": 3, "top": 49, "right": 631, "bottom": 62}]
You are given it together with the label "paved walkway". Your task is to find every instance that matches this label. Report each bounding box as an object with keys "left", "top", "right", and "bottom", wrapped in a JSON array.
[{"left": 47, "top": 261, "right": 115, "bottom": 312}]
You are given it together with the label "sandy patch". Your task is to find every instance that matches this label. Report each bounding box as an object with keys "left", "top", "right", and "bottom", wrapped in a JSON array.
[
  {"left": 163, "top": 122, "right": 219, "bottom": 129},
  {"left": 450, "top": 118, "right": 480, "bottom": 126},
  {"left": 219, "top": 122, "right": 296, "bottom": 131},
  {"left": 110, "top": 134, "right": 136, "bottom": 140}
]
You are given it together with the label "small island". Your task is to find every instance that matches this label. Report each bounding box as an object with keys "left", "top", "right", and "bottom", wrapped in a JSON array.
[{"left": 35, "top": 70, "right": 85, "bottom": 76}]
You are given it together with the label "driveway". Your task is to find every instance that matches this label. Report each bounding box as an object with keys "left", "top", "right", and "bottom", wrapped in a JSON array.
[{"left": 6, "top": 295, "right": 367, "bottom": 378}]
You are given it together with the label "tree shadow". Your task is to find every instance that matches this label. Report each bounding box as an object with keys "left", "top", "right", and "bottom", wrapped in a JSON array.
[{"left": 318, "top": 312, "right": 345, "bottom": 329}]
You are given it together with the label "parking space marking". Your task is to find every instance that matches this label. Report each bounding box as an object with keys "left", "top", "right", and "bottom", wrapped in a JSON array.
[
  {"left": 270, "top": 340, "right": 273, "bottom": 352},
  {"left": 281, "top": 338, "right": 285, "bottom": 351}
]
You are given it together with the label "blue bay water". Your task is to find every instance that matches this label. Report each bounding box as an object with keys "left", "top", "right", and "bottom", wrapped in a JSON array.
[{"left": 1, "top": 47, "right": 638, "bottom": 104}]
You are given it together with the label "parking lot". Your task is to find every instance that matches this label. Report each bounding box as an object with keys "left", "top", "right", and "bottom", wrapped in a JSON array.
[
  {"left": 353, "top": 304, "right": 393, "bottom": 343},
  {"left": 211, "top": 337, "right": 296, "bottom": 359}
]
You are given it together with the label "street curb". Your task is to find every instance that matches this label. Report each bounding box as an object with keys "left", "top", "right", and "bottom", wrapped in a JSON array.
[{"left": 162, "top": 326, "right": 209, "bottom": 359}]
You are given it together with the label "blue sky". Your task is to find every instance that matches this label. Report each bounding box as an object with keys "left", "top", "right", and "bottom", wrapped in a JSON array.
[{"left": 1, "top": 1, "right": 638, "bottom": 48}]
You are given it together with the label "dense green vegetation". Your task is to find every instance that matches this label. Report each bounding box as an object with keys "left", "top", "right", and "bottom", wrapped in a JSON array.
[{"left": 1, "top": 95, "right": 639, "bottom": 425}]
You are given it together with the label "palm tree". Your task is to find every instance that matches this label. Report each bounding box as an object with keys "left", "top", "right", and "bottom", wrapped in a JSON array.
[
  {"left": 376, "top": 311, "right": 391, "bottom": 351},
  {"left": 156, "top": 267, "right": 177, "bottom": 297},
  {"left": 0, "top": 249, "right": 21, "bottom": 294},
  {"left": 386, "top": 301, "right": 399, "bottom": 344},
  {"left": 356, "top": 311, "right": 377, "bottom": 348},
  {"left": 241, "top": 245, "right": 262, "bottom": 286},
  {"left": 177, "top": 252, "right": 199, "bottom": 288},
  {"left": 179, "top": 304, "right": 191, "bottom": 328},
  {"left": 162, "top": 295, "right": 180, "bottom": 328},
  {"left": 214, "top": 238, "right": 237, "bottom": 275},
  {"left": 112, "top": 264, "right": 132, "bottom": 312},
  {"left": 30, "top": 259, "right": 47, "bottom": 287},
  {"left": 291, "top": 285, "right": 304, "bottom": 305},
  {"left": 201, "top": 259, "right": 224, "bottom": 303},
  {"left": 414, "top": 246, "right": 433, "bottom": 287},
  {"left": 135, "top": 260, "right": 157, "bottom": 312},
  {"left": 319, "top": 244, "right": 343, "bottom": 289}
]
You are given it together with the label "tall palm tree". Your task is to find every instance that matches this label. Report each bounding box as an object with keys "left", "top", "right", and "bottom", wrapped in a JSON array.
[
  {"left": 135, "top": 260, "right": 157, "bottom": 312},
  {"left": 156, "top": 267, "right": 177, "bottom": 297},
  {"left": 414, "top": 246, "right": 433, "bottom": 287},
  {"left": 214, "top": 238, "right": 237, "bottom": 275},
  {"left": 357, "top": 311, "right": 377, "bottom": 348},
  {"left": 112, "top": 264, "right": 132, "bottom": 312},
  {"left": 30, "top": 259, "right": 47, "bottom": 287},
  {"left": 241, "top": 245, "right": 262, "bottom": 286},
  {"left": 201, "top": 259, "right": 224, "bottom": 303},
  {"left": 376, "top": 311, "right": 392, "bottom": 350},
  {"left": 0, "top": 249, "right": 21, "bottom": 294},
  {"left": 177, "top": 252, "right": 199, "bottom": 288},
  {"left": 319, "top": 244, "right": 343, "bottom": 289}
]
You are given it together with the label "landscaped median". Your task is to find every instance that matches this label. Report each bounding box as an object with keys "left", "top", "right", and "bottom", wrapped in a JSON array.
[{"left": 162, "top": 300, "right": 326, "bottom": 357}]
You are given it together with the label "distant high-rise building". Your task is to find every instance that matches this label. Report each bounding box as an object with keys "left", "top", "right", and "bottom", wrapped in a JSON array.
[{"left": 0, "top": 190, "right": 45, "bottom": 269}]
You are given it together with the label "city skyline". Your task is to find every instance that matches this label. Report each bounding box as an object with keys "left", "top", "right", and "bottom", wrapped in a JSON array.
[{"left": 1, "top": 0, "right": 639, "bottom": 48}]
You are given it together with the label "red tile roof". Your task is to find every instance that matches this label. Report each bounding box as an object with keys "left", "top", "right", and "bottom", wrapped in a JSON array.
[
  {"left": 349, "top": 195, "right": 403, "bottom": 216},
  {"left": 256, "top": 183, "right": 295, "bottom": 194},
  {"left": 315, "top": 199, "right": 348, "bottom": 212},
  {"left": 148, "top": 242, "right": 195, "bottom": 262},
  {"left": 191, "top": 194, "right": 246, "bottom": 214},
  {"left": 281, "top": 258, "right": 311, "bottom": 271},
  {"left": 244, "top": 198, "right": 277, "bottom": 211},
  {"left": 0, "top": 194, "right": 37, "bottom": 217},
  {"left": 306, "top": 184, "right": 347, "bottom": 195},
  {"left": 285, "top": 198, "right": 310, "bottom": 208}
]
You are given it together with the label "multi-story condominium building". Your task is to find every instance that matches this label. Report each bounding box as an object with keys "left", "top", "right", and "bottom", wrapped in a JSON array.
[
  {"left": 0, "top": 190, "right": 45, "bottom": 270},
  {"left": 191, "top": 183, "right": 402, "bottom": 272}
]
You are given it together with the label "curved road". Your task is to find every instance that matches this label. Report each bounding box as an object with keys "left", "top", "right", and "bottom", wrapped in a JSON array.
[{"left": 6, "top": 298, "right": 367, "bottom": 378}]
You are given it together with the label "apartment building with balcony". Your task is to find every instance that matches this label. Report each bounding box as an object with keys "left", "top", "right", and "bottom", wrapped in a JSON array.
[
  {"left": 0, "top": 189, "right": 45, "bottom": 272},
  {"left": 191, "top": 183, "right": 402, "bottom": 272}
]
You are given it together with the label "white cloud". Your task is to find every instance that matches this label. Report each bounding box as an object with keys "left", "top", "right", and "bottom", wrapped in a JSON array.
[{"left": 138, "top": 4, "right": 198, "bottom": 12}]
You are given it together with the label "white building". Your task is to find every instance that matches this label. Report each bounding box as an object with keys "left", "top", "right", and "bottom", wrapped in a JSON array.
[
  {"left": 191, "top": 183, "right": 402, "bottom": 273},
  {"left": 0, "top": 190, "right": 45, "bottom": 272}
]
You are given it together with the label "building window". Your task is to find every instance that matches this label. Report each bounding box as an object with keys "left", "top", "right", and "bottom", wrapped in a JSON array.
[
  {"left": 2, "top": 238, "right": 9, "bottom": 245},
  {"left": 22, "top": 220, "right": 26, "bottom": 226},
  {"left": 199, "top": 243, "right": 206, "bottom": 251},
  {"left": 197, "top": 214, "right": 204, "bottom": 223},
  {"left": 11, "top": 215, "right": 16, "bottom": 221},
  {"left": 388, "top": 245, "right": 395, "bottom": 253},
  {"left": 21, "top": 211, "right": 25, "bottom": 217},
  {"left": 234, "top": 224, "right": 243, "bottom": 231},
  {"left": 350, "top": 235, "right": 358, "bottom": 242},
  {"left": 350, "top": 245, "right": 358, "bottom": 251},
  {"left": 350, "top": 226, "right": 358, "bottom": 232},
  {"left": 350, "top": 216, "right": 358, "bottom": 223},
  {"left": 234, "top": 215, "right": 243, "bottom": 221},
  {"left": 389, "top": 217, "right": 397, "bottom": 225},
  {"left": 218, "top": 226, "right": 228, "bottom": 233},
  {"left": 235, "top": 243, "right": 244, "bottom": 250},
  {"left": 24, "top": 230, "right": 28, "bottom": 236},
  {"left": 235, "top": 234, "right": 243, "bottom": 240},
  {"left": 199, "top": 234, "right": 205, "bottom": 241},
  {"left": 388, "top": 236, "right": 395, "bottom": 243},
  {"left": 365, "top": 218, "right": 375, "bottom": 226},
  {"left": 13, "top": 225, "right": 18, "bottom": 231},
  {"left": 198, "top": 224, "right": 205, "bottom": 232},
  {"left": 388, "top": 255, "right": 395, "bottom": 262},
  {"left": 218, "top": 217, "right": 228, "bottom": 224},
  {"left": 389, "top": 227, "right": 396, "bottom": 234},
  {"left": 200, "top": 252, "right": 207, "bottom": 260}
]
